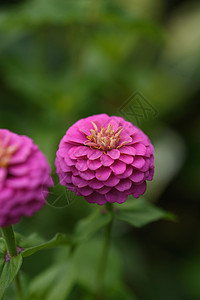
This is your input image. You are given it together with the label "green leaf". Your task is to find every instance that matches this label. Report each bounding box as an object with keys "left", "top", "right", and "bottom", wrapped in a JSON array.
[
  {"left": 73, "top": 208, "right": 112, "bottom": 244},
  {"left": 28, "top": 262, "right": 76, "bottom": 300},
  {"left": 115, "top": 197, "right": 175, "bottom": 228},
  {"left": 0, "top": 254, "right": 23, "bottom": 300},
  {"left": 22, "top": 233, "right": 71, "bottom": 258},
  {"left": 73, "top": 238, "right": 123, "bottom": 292},
  {"left": 0, "top": 238, "right": 6, "bottom": 276}
]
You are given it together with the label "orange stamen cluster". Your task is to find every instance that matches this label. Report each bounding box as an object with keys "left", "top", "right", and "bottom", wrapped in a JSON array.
[
  {"left": 0, "top": 135, "right": 18, "bottom": 168},
  {"left": 84, "top": 122, "right": 124, "bottom": 151}
]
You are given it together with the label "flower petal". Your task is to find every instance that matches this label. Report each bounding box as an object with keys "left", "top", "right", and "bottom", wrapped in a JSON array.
[
  {"left": 88, "top": 150, "right": 102, "bottom": 160},
  {"left": 96, "top": 167, "right": 111, "bottom": 181},
  {"left": 76, "top": 159, "right": 88, "bottom": 172},
  {"left": 100, "top": 154, "right": 114, "bottom": 166},
  {"left": 85, "top": 192, "right": 107, "bottom": 205},
  {"left": 78, "top": 169, "right": 95, "bottom": 180},
  {"left": 119, "top": 146, "right": 136, "bottom": 156},
  {"left": 119, "top": 154, "right": 133, "bottom": 164},
  {"left": 110, "top": 160, "right": 126, "bottom": 175},
  {"left": 131, "top": 156, "right": 145, "bottom": 169},
  {"left": 107, "top": 149, "right": 120, "bottom": 160},
  {"left": 116, "top": 165, "right": 133, "bottom": 179},
  {"left": 134, "top": 143, "right": 146, "bottom": 155},
  {"left": 78, "top": 186, "right": 93, "bottom": 196},
  {"left": 115, "top": 179, "right": 132, "bottom": 192},
  {"left": 87, "top": 159, "right": 102, "bottom": 170},
  {"left": 130, "top": 170, "right": 144, "bottom": 183},
  {"left": 105, "top": 189, "right": 127, "bottom": 204},
  {"left": 104, "top": 174, "right": 120, "bottom": 187},
  {"left": 88, "top": 179, "right": 104, "bottom": 189}
]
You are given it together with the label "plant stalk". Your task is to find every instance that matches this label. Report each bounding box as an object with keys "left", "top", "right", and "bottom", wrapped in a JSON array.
[
  {"left": 1, "top": 226, "right": 23, "bottom": 300},
  {"left": 96, "top": 203, "right": 114, "bottom": 299}
]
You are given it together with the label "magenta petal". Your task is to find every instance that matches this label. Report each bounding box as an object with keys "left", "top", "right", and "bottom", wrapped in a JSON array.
[
  {"left": 6, "top": 177, "right": 30, "bottom": 188},
  {"left": 0, "top": 167, "right": 7, "bottom": 182},
  {"left": 118, "top": 135, "right": 132, "bottom": 147},
  {"left": 79, "top": 169, "right": 95, "bottom": 180},
  {"left": 107, "top": 149, "right": 120, "bottom": 160},
  {"left": 100, "top": 154, "right": 114, "bottom": 166},
  {"left": 78, "top": 186, "right": 93, "bottom": 196},
  {"left": 131, "top": 182, "right": 147, "bottom": 198},
  {"left": 104, "top": 174, "right": 120, "bottom": 187},
  {"left": 88, "top": 179, "right": 104, "bottom": 189},
  {"left": 68, "top": 147, "right": 78, "bottom": 159},
  {"left": 105, "top": 189, "right": 127, "bottom": 204},
  {"left": 134, "top": 143, "right": 146, "bottom": 155},
  {"left": 64, "top": 156, "right": 76, "bottom": 166},
  {"left": 76, "top": 159, "right": 88, "bottom": 172},
  {"left": 130, "top": 170, "right": 144, "bottom": 183},
  {"left": 116, "top": 165, "right": 133, "bottom": 179},
  {"left": 58, "top": 145, "right": 71, "bottom": 158},
  {"left": 96, "top": 167, "right": 111, "bottom": 181},
  {"left": 119, "top": 154, "right": 133, "bottom": 164},
  {"left": 0, "top": 188, "right": 13, "bottom": 201},
  {"left": 139, "top": 159, "right": 150, "bottom": 172},
  {"left": 9, "top": 165, "right": 29, "bottom": 176},
  {"left": 57, "top": 157, "right": 72, "bottom": 172},
  {"left": 64, "top": 126, "right": 86, "bottom": 144},
  {"left": 10, "top": 142, "right": 32, "bottom": 164},
  {"left": 97, "top": 186, "right": 111, "bottom": 194},
  {"left": 119, "top": 146, "right": 136, "bottom": 156},
  {"left": 78, "top": 120, "right": 93, "bottom": 136},
  {"left": 146, "top": 168, "right": 154, "bottom": 180},
  {"left": 87, "top": 159, "right": 102, "bottom": 170},
  {"left": 72, "top": 175, "right": 88, "bottom": 188},
  {"left": 61, "top": 173, "right": 73, "bottom": 184},
  {"left": 74, "top": 146, "right": 90, "bottom": 158},
  {"left": 131, "top": 156, "right": 145, "bottom": 169},
  {"left": 88, "top": 150, "right": 102, "bottom": 160},
  {"left": 145, "top": 146, "right": 151, "bottom": 157},
  {"left": 115, "top": 179, "right": 132, "bottom": 192},
  {"left": 130, "top": 133, "right": 144, "bottom": 144},
  {"left": 150, "top": 156, "right": 154, "bottom": 168},
  {"left": 85, "top": 192, "right": 107, "bottom": 205},
  {"left": 110, "top": 160, "right": 126, "bottom": 175}
]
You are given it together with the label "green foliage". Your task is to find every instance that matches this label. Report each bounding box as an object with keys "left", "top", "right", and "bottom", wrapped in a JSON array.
[
  {"left": 0, "top": 253, "right": 22, "bottom": 300},
  {"left": 1, "top": 0, "right": 200, "bottom": 298},
  {"left": 73, "top": 208, "right": 112, "bottom": 244},
  {"left": 115, "top": 197, "right": 175, "bottom": 228},
  {"left": 28, "top": 261, "right": 76, "bottom": 300},
  {"left": 21, "top": 233, "right": 71, "bottom": 258}
]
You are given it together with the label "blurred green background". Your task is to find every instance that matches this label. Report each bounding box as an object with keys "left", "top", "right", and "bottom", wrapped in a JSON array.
[{"left": 1, "top": 0, "right": 200, "bottom": 299}]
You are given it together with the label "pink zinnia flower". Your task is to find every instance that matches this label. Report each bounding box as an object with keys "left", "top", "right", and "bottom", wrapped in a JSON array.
[
  {"left": 55, "top": 114, "right": 154, "bottom": 205},
  {"left": 0, "top": 129, "right": 53, "bottom": 227}
]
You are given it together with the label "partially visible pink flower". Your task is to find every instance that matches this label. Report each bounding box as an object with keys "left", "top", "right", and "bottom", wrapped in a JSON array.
[
  {"left": 0, "top": 129, "right": 53, "bottom": 227},
  {"left": 55, "top": 114, "right": 154, "bottom": 205}
]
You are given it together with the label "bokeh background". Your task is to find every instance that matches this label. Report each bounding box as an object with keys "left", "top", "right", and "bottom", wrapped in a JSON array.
[{"left": 0, "top": 0, "right": 200, "bottom": 299}]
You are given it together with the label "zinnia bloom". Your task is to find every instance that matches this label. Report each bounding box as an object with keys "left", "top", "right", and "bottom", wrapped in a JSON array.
[
  {"left": 0, "top": 129, "right": 53, "bottom": 227},
  {"left": 56, "top": 114, "right": 154, "bottom": 205}
]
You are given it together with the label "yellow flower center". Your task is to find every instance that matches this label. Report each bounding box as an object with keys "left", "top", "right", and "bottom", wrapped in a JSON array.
[
  {"left": 84, "top": 122, "right": 124, "bottom": 151},
  {"left": 0, "top": 135, "right": 18, "bottom": 168}
]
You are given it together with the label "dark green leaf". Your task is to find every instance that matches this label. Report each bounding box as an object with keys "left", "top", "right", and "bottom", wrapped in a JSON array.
[
  {"left": 73, "top": 208, "right": 112, "bottom": 244},
  {"left": 115, "top": 198, "right": 175, "bottom": 228},
  {"left": 22, "top": 233, "right": 71, "bottom": 258},
  {"left": 73, "top": 238, "right": 122, "bottom": 292},
  {"left": 0, "top": 254, "right": 22, "bottom": 300},
  {"left": 28, "top": 262, "right": 76, "bottom": 300},
  {"left": 0, "top": 238, "right": 6, "bottom": 276}
]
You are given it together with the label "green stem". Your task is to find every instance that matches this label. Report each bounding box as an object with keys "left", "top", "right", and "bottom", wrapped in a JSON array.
[
  {"left": 15, "top": 274, "right": 23, "bottom": 300},
  {"left": 1, "top": 226, "right": 24, "bottom": 300},
  {"left": 96, "top": 203, "right": 114, "bottom": 299},
  {"left": 1, "top": 226, "right": 17, "bottom": 256}
]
